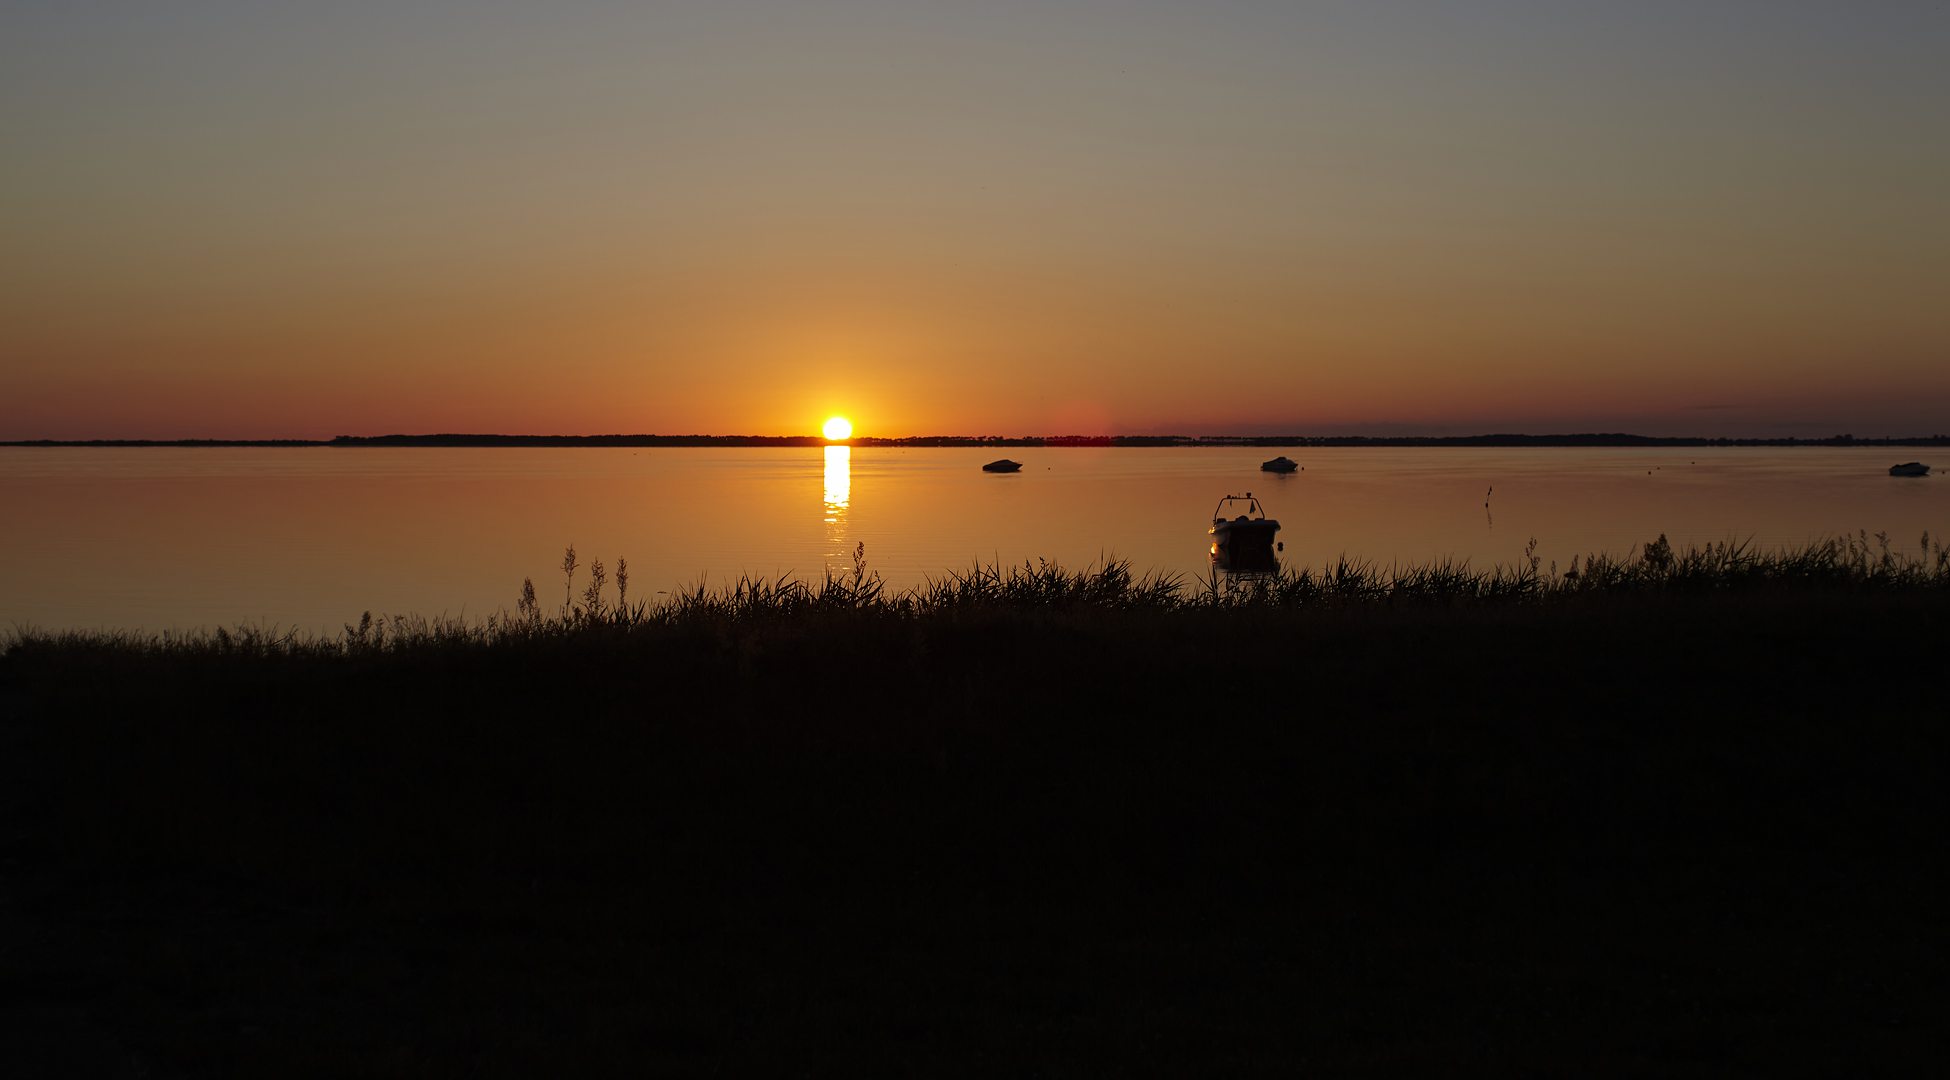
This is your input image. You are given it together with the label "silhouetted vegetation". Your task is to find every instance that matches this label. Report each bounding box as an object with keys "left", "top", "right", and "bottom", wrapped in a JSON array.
[
  {"left": 14, "top": 531, "right": 1944, "bottom": 663},
  {"left": 2, "top": 536, "right": 1945, "bottom": 1075}
]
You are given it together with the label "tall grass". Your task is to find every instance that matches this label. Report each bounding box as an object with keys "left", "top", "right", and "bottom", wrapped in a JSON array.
[{"left": 5, "top": 532, "right": 1946, "bottom": 660}]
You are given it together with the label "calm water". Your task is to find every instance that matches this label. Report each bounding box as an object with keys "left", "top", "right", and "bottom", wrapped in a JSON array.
[{"left": 3, "top": 446, "right": 1943, "bottom": 632}]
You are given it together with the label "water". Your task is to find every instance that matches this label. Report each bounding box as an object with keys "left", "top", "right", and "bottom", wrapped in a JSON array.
[{"left": 2, "top": 446, "right": 1943, "bottom": 632}]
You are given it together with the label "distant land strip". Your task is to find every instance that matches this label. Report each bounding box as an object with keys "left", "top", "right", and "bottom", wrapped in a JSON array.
[{"left": 5, "top": 433, "right": 1947, "bottom": 448}]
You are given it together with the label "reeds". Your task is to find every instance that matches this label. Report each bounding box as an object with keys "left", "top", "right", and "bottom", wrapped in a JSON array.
[{"left": 6, "top": 533, "right": 1946, "bottom": 660}]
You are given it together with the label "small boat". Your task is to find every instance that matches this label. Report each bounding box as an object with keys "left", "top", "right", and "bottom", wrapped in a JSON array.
[
  {"left": 1890, "top": 462, "right": 1930, "bottom": 477},
  {"left": 1208, "top": 493, "right": 1281, "bottom": 572},
  {"left": 982, "top": 459, "right": 1023, "bottom": 473},
  {"left": 1260, "top": 456, "right": 1299, "bottom": 473}
]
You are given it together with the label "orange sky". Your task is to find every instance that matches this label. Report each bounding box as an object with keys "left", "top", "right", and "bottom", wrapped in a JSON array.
[{"left": 4, "top": 2, "right": 1947, "bottom": 439}]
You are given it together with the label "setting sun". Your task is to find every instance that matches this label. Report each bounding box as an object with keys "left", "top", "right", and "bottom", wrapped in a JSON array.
[{"left": 822, "top": 417, "right": 853, "bottom": 441}]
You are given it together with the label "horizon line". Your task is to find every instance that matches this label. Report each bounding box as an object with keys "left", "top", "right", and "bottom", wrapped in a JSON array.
[{"left": 5, "top": 432, "right": 1947, "bottom": 449}]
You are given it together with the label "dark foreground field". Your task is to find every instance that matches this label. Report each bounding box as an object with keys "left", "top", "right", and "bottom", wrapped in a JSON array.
[{"left": 3, "top": 557, "right": 1946, "bottom": 1076}]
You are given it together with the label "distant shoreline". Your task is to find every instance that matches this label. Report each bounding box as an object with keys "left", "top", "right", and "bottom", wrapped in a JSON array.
[{"left": 4, "top": 432, "right": 1947, "bottom": 448}]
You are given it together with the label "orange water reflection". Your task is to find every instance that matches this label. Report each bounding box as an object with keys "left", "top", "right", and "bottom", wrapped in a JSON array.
[
  {"left": 824, "top": 444, "right": 850, "bottom": 565},
  {"left": 2, "top": 446, "right": 1944, "bottom": 630},
  {"left": 824, "top": 445, "right": 850, "bottom": 519}
]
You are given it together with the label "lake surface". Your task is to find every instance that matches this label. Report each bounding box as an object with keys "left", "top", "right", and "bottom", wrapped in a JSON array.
[{"left": 3, "top": 446, "right": 1943, "bottom": 632}]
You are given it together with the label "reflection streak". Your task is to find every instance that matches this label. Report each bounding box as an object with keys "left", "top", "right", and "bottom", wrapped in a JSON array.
[
  {"left": 824, "top": 445, "right": 851, "bottom": 562},
  {"left": 824, "top": 445, "right": 850, "bottom": 520}
]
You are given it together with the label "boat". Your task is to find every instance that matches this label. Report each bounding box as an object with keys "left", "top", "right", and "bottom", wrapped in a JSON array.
[
  {"left": 1208, "top": 493, "right": 1281, "bottom": 572},
  {"left": 1260, "top": 456, "right": 1299, "bottom": 473},
  {"left": 982, "top": 459, "right": 1023, "bottom": 473},
  {"left": 1889, "top": 462, "right": 1930, "bottom": 477}
]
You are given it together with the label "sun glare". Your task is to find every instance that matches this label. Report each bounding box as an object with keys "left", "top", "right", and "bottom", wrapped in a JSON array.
[{"left": 822, "top": 417, "right": 853, "bottom": 441}]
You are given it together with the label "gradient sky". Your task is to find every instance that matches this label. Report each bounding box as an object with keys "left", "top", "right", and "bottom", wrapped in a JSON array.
[{"left": 4, "top": 1, "right": 1946, "bottom": 439}]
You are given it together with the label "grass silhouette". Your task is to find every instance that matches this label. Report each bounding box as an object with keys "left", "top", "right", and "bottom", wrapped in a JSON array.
[
  {"left": 11, "top": 531, "right": 1944, "bottom": 662},
  {"left": 1, "top": 535, "right": 1945, "bottom": 1074}
]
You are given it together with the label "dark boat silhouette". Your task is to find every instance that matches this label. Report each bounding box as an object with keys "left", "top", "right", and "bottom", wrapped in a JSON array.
[
  {"left": 982, "top": 459, "right": 1023, "bottom": 473},
  {"left": 1208, "top": 493, "right": 1281, "bottom": 572},
  {"left": 1260, "top": 456, "right": 1299, "bottom": 473},
  {"left": 1889, "top": 462, "right": 1930, "bottom": 477}
]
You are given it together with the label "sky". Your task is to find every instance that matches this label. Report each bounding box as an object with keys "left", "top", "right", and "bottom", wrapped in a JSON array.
[{"left": 3, "top": 0, "right": 1946, "bottom": 439}]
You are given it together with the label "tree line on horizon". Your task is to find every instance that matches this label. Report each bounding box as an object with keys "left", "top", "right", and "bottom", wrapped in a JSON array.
[{"left": 6, "top": 432, "right": 1946, "bottom": 449}]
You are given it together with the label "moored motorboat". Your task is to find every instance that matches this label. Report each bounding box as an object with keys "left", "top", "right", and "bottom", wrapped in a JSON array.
[
  {"left": 1260, "top": 456, "right": 1299, "bottom": 473},
  {"left": 1208, "top": 493, "right": 1281, "bottom": 572},
  {"left": 1889, "top": 462, "right": 1930, "bottom": 477},
  {"left": 982, "top": 458, "right": 1023, "bottom": 473}
]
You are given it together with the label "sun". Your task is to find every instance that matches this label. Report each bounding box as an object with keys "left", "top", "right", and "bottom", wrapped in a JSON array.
[{"left": 822, "top": 416, "right": 853, "bottom": 441}]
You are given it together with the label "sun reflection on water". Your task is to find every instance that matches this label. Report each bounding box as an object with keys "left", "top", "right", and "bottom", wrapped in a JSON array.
[
  {"left": 823, "top": 444, "right": 850, "bottom": 519},
  {"left": 823, "top": 444, "right": 851, "bottom": 563}
]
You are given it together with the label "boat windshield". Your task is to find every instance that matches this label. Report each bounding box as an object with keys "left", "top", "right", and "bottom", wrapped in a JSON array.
[{"left": 1212, "top": 494, "right": 1265, "bottom": 521}]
